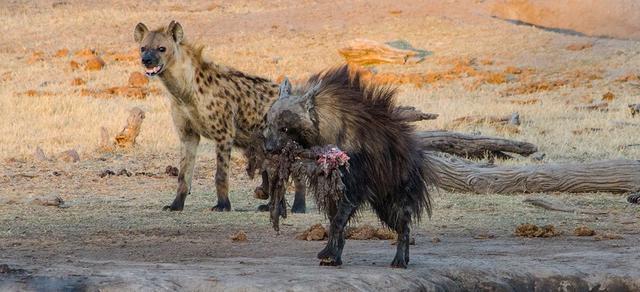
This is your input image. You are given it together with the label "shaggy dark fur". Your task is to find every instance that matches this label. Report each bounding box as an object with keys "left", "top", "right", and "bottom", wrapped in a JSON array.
[{"left": 264, "top": 65, "right": 436, "bottom": 268}]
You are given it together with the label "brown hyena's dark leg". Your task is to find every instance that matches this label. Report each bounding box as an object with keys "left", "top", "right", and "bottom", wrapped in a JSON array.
[
  {"left": 212, "top": 140, "right": 232, "bottom": 211},
  {"left": 317, "top": 199, "right": 358, "bottom": 266},
  {"left": 291, "top": 177, "right": 306, "bottom": 213},
  {"left": 390, "top": 209, "right": 412, "bottom": 269},
  {"left": 163, "top": 128, "right": 200, "bottom": 211}
]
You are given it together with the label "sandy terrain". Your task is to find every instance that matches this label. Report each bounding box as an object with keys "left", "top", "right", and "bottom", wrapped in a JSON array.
[{"left": 1, "top": 0, "right": 639, "bottom": 290}]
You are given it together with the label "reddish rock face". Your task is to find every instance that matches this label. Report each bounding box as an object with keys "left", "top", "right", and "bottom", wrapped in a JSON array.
[{"left": 490, "top": 0, "right": 640, "bottom": 40}]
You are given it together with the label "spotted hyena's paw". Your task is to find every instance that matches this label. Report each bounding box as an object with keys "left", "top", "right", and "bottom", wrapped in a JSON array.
[
  {"left": 256, "top": 204, "right": 270, "bottom": 212},
  {"left": 211, "top": 200, "right": 231, "bottom": 212}
]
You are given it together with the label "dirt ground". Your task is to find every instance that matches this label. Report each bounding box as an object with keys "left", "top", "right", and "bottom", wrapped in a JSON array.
[{"left": 1, "top": 0, "right": 640, "bottom": 290}]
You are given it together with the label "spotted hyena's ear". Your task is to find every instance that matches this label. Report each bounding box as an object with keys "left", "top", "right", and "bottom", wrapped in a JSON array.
[
  {"left": 134, "top": 23, "right": 149, "bottom": 43},
  {"left": 278, "top": 77, "right": 292, "bottom": 99},
  {"left": 167, "top": 20, "right": 184, "bottom": 44}
]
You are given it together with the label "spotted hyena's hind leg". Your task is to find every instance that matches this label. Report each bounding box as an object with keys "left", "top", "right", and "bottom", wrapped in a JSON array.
[
  {"left": 212, "top": 140, "right": 232, "bottom": 211},
  {"left": 628, "top": 193, "right": 640, "bottom": 204}
]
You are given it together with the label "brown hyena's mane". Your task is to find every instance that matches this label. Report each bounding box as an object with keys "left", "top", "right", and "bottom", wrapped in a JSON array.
[{"left": 294, "top": 65, "right": 435, "bottom": 224}]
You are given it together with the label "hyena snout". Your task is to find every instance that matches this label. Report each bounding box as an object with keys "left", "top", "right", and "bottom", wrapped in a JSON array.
[{"left": 141, "top": 51, "right": 159, "bottom": 67}]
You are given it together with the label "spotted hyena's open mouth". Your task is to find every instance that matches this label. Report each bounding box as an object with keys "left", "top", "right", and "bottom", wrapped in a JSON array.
[{"left": 145, "top": 64, "right": 164, "bottom": 77}]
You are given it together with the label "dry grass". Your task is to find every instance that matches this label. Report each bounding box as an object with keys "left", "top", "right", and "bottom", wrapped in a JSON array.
[{"left": 1, "top": 0, "right": 639, "bottom": 163}]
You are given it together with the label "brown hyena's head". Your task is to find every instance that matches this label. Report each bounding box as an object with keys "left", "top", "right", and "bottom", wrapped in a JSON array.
[
  {"left": 133, "top": 20, "right": 184, "bottom": 77},
  {"left": 264, "top": 78, "right": 319, "bottom": 152}
]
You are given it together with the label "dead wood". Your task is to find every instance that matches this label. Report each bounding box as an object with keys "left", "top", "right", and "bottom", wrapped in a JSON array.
[
  {"left": 338, "top": 39, "right": 426, "bottom": 65},
  {"left": 574, "top": 102, "right": 608, "bottom": 112},
  {"left": 424, "top": 152, "right": 640, "bottom": 194},
  {"left": 448, "top": 112, "right": 520, "bottom": 128},
  {"left": 114, "top": 107, "right": 145, "bottom": 148},
  {"left": 394, "top": 106, "right": 438, "bottom": 122},
  {"left": 523, "top": 197, "right": 608, "bottom": 215},
  {"left": 417, "top": 130, "right": 537, "bottom": 159}
]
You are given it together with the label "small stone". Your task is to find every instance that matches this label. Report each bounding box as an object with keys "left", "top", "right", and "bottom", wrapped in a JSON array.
[
  {"left": 99, "top": 169, "right": 115, "bottom": 178},
  {"left": 71, "top": 78, "right": 86, "bottom": 86},
  {"left": 128, "top": 72, "right": 149, "bottom": 87},
  {"left": 85, "top": 56, "right": 105, "bottom": 71},
  {"left": 75, "top": 48, "right": 96, "bottom": 58},
  {"left": 30, "top": 194, "right": 64, "bottom": 207},
  {"left": 117, "top": 168, "right": 132, "bottom": 177},
  {"left": 165, "top": 165, "right": 179, "bottom": 176},
  {"left": 574, "top": 226, "right": 595, "bottom": 236},
  {"left": 231, "top": 230, "right": 247, "bottom": 242},
  {"left": 54, "top": 48, "right": 69, "bottom": 57},
  {"left": 34, "top": 147, "right": 47, "bottom": 161},
  {"left": 69, "top": 60, "right": 81, "bottom": 70},
  {"left": 431, "top": 237, "right": 441, "bottom": 243},
  {"left": 59, "top": 149, "right": 80, "bottom": 163}
]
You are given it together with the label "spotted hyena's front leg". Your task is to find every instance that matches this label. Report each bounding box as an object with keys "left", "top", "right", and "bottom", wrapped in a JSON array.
[
  {"left": 212, "top": 140, "right": 232, "bottom": 211},
  {"left": 163, "top": 128, "right": 200, "bottom": 211}
]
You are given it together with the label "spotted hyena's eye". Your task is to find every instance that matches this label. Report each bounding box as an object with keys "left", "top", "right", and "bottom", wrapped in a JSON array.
[
  {"left": 140, "top": 46, "right": 146, "bottom": 52},
  {"left": 280, "top": 127, "right": 288, "bottom": 133},
  {"left": 158, "top": 47, "right": 166, "bottom": 52}
]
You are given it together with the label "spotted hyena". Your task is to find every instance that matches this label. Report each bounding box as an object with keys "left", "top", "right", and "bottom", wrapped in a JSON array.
[{"left": 134, "top": 20, "right": 306, "bottom": 212}]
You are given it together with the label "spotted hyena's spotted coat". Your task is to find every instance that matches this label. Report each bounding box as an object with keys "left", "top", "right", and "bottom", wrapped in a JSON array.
[{"left": 134, "top": 21, "right": 305, "bottom": 212}]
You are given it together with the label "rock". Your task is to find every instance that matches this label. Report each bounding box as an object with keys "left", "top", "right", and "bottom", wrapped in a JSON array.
[
  {"left": 165, "top": 165, "right": 179, "bottom": 176},
  {"left": 128, "top": 72, "right": 148, "bottom": 87},
  {"left": 71, "top": 78, "right": 86, "bottom": 86},
  {"left": 117, "top": 168, "right": 132, "bottom": 177},
  {"left": 34, "top": 147, "right": 48, "bottom": 161},
  {"left": 59, "top": 149, "right": 80, "bottom": 163},
  {"left": 69, "top": 60, "right": 81, "bottom": 70},
  {"left": 566, "top": 43, "right": 593, "bottom": 51},
  {"left": 574, "top": 226, "right": 595, "bottom": 236},
  {"left": 85, "top": 56, "right": 105, "bottom": 71},
  {"left": 514, "top": 223, "right": 560, "bottom": 238},
  {"left": 29, "top": 194, "right": 64, "bottom": 207},
  {"left": 601, "top": 92, "right": 615, "bottom": 102},
  {"left": 74, "top": 48, "right": 96, "bottom": 58},
  {"left": 27, "top": 51, "right": 45, "bottom": 65},
  {"left": 231, "top": 231, "right": 247, "bottom": 242},
  {"left": 296, "top": 224, "right": 327, "bottom": 241},
  {"left": 99, "top": 169, "right": 116, "bottom": 178},
  {"left": 54, "top": 48, "right": 69, "bottom": 57}
]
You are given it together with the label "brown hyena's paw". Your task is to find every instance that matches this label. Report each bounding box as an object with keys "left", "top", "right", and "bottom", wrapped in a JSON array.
[
  {"left": 254, "top": 186, "right": 269, "bottom": 200},
  {"left": 390, "top": 256, "right": 408, "bottom": 269},
  {"left": 628, "top": 193, "right": 640, "bottom": 204},
  {"left": 317, "top": 246, "right": 342, "bottom": 266}
]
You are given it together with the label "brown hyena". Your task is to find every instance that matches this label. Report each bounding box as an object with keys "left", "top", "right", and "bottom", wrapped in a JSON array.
[
  {"left": 264, "top": 65, "right": 436, "bottom": 268},
  {"left": 134, "top": 20, "right": 306, "bottom": 212}
]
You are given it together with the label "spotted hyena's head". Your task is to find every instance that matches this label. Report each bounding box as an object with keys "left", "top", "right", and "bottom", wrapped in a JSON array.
[
  {"left": 133, "top": 20, "right": 183, "bottom": 77},
  {"left": 264, "top": 78, "right": 320, "bottom": 152}
]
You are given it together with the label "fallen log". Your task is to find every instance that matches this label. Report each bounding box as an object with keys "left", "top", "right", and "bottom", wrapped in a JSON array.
[
  {"left": 338, "top": 39, "right": 428, "bottom": 66},
  {"left": 394, "top": 106, "right": 439, "bottom": 122},
  {"left": 417, "top": 130, "right": 537, "bottom": 159},
  {"left": 425, "top": 152, "right": 640, "bottom": 194},
  {"left": 115, "top": 107, "right": 145, "bottom": 148}
]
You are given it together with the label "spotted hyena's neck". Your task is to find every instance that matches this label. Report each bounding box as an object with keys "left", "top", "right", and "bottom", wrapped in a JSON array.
[{"left": 159, "top": 48, "right": 206, "bottom": 105}]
